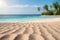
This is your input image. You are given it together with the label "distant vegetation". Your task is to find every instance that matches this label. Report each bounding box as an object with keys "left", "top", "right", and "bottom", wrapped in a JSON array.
[{"left": 37, "top": 2, "right": 60, "bottom": 15}]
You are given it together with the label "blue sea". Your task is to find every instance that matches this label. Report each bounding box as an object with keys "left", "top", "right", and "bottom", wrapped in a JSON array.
[{"left": 0, "top": 14, "right": 60, "bottom": 21}]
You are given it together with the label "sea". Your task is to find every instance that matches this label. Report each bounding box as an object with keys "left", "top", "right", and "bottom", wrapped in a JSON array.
[{"left": 0, "top": 14, "right": 60, "bottom": 22}]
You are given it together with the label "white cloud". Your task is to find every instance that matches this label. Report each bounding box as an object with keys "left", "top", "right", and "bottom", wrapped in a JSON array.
[
  {"left": 5, "top": 4, "right": 40, "bottom": 8},
  {"left": 0, "top": 0, "right": 40, "bottom": 8},
  {"left": 0, "top": 3, "right": 41, "bottom": 14},
  {"left": 0, "top": 4, "right": 39, "bottom": 9},
  {"left": 8, "top": 5, "right": 29, "bottom": 8}
]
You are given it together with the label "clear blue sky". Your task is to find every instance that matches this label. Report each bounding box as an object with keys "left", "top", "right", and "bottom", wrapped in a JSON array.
[
  {"left": 8, "top": 0, "right": 60, "bottom": 5},
  {"left": 0, "top": 0, "right": 60, "bottom": 14}
]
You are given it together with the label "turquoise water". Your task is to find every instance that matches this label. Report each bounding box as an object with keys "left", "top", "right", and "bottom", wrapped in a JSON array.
[{"left": 0, "top": 15, "right": 60, "bottom": 21}]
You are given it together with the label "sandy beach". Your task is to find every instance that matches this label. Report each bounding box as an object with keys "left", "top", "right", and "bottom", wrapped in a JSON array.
[{"left": 0, "top": 18, "right": 60, "bottom": 40}]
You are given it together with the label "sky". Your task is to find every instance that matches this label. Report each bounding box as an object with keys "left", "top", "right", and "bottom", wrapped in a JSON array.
[{"left": 0, "top": 0, "right": 60, "bottom": 15}]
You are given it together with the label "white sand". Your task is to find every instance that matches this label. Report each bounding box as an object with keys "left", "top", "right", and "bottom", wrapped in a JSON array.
[{"left": 0, "top": 18, "right": 60, "bottom": 40}]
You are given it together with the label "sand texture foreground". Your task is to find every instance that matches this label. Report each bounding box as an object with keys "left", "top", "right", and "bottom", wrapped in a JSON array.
[{"left": 0, "top": 22, "right": 60, "bottom": 40}]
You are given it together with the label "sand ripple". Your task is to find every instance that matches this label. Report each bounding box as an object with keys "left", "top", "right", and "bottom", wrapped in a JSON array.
[{"left": 0, "top": 22, "right": 60, "bottom": 40}]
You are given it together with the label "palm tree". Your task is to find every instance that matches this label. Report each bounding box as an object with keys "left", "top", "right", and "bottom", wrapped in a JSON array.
[
  {"left": 37, "top": 6, "right": 41, "bottom": 14},
  {"left": 58, "top": 5, "right": 60, "bottom": 11},
  {"left": 43, "top": 5, "right": 48, "bottom": 11},
  {"left": 52, "top": 2, "right": 59, "bottom": 10},
  {"left": 52, "top": 2, "right": 60, "bottom": 15},
  {"left": 37, "top": 6, "right": 40, "bottom": 12},
  {"left": 50, "top": 5, "right": 54, "bottom": 10}
]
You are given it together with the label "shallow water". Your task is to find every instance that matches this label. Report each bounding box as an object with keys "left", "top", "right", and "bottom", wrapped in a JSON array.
[{"left": 0, "top": 15, "right": 60, "bottom": 21}]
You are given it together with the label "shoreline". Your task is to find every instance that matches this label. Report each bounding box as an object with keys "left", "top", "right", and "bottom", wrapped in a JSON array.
[{"left": 0, "top": 18, "right": 60, "bottom": 23}]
